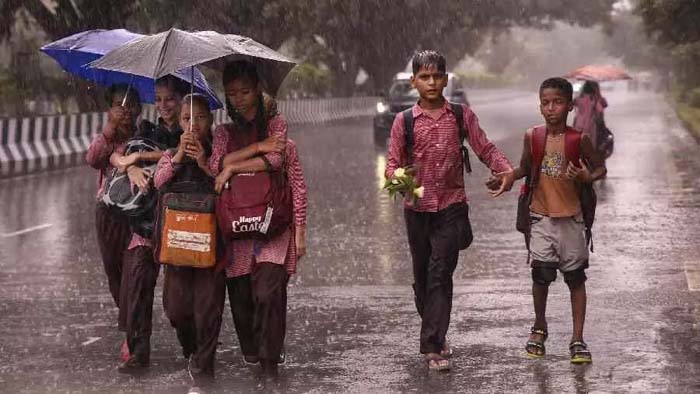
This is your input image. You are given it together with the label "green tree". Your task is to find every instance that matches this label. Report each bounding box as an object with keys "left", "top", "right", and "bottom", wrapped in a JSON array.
[{"left": 636, "top": 0, "right": 700, "bottom": 94}]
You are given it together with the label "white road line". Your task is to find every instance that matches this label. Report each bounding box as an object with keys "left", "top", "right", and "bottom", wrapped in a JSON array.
[
  {"left": 2, "top": 223, "right": 53, "bottom": 237},
  {"left": 81, "top": 337, "right": 102, "bottom": 346},
  {"left": 684, "top": 261, "right": 700, "bottom": 292}
]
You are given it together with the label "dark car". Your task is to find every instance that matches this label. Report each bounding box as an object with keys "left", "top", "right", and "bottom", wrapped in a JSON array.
[{"left": 373, "top": 72, "right": 469, "bottom": 144}]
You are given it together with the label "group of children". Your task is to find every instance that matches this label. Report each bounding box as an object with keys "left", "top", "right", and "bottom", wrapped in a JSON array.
[
  {"left": 87, "top": 48, "right": 606, "bottom": 385},
  {"left": 86, "top": 60, "right": 307, "bottom": 387},
  {"left": 385, "top": 51, "right": 606, "bottom": 371}
]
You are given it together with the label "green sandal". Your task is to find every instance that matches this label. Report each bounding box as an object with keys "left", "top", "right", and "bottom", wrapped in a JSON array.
[
  {"left": 569, "top": 341, "right": 592, "bottom": 364},
  {"left": 525, "top": 327, "right": 548, "bottom": 359}
]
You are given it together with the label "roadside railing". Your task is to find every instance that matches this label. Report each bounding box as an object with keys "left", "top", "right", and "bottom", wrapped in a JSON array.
[{"left": 0, "top": 97, "right": 377, "bottom": 178}]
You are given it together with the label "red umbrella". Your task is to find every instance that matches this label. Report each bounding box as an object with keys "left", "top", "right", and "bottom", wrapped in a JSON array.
[{"left": 565, "top": 65, "right": 632, "bottom": 82}]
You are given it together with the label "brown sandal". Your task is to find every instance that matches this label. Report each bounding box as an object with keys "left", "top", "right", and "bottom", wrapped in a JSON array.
[{"left": 425, "top": 353, "right": 451, "bottom": 371}]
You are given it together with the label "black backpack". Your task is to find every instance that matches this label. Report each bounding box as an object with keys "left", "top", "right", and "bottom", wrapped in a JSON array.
[
  {"left": 402, "top": 102, "right": 472, "bottom": 173},
  {"left": 101, "top": 137, "right": 165, "bottom": 238}
]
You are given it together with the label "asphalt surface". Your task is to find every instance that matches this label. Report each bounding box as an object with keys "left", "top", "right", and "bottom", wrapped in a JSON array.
[{"left": 1, "top": 88, "right": 700, "bottom": 393}]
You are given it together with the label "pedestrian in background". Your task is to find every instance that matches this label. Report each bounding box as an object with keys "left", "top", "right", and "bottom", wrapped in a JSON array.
[{"left": 574, "top": 81, "right": 607, "bottom": 152}]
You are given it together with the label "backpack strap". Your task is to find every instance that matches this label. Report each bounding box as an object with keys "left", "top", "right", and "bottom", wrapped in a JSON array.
[
  {"left": 529, "top": 125, "right": 547, "bottom": 189},
  {"left": 450, "top": 102, "right": 472, "bottom": 174},
  {"left": 564, "top": 126, "right": 595, "bottom": 251},
  {"left": 564, "top": 127, "right": 582, "bottom": 166},
  {"left": 402, "top": 108, "right": 414, "bottom": 166}
]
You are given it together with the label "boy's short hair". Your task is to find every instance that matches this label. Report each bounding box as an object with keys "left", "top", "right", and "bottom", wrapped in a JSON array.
[
  {"left": 412, "top": 50, "right": 447, "bottom": 75},
  {"left": 540, "top": 77, "right": 573, "bottom": 102},
  {"left": 105, "top": 83, "right": 141, "bottom": 106},
  {"left": 155, "top": 75, "right": 190, "bottom": 97}
]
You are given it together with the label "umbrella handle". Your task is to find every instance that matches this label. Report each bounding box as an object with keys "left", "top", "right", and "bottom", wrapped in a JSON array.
[
  {"left": 190, "top": 66, "right": 194, "bottom": 133},
  {"left": 121, "top": 75, "right": 134, "bottom": 107}
]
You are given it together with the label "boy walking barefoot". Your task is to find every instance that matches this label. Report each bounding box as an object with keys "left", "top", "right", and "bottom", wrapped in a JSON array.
[
  {"left": 504, "top": 78, "right": 606, "bottom": 364},
  {"left": 385, "top": 50, "right": 514, "bottom": 371}
]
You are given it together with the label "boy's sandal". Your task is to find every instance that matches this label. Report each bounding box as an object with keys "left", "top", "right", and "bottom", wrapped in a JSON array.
[
  {"left": 569, "top": 341, "right": 592, "bottom": 364},
  {"left": 525, "top": 327, "right": 548, "bottom": 359},
  {"left": 425, "top": 354, "right": 451, "bottom": 371}
]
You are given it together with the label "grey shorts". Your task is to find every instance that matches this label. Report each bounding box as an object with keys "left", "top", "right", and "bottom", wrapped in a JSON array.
[{"left": 529, "top": 211, "right": 589, "bottom": 272}]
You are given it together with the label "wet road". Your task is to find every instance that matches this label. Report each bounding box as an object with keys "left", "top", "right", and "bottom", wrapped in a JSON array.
[{"left": 2, "top": 88, "right": 700, "bottom": 393}]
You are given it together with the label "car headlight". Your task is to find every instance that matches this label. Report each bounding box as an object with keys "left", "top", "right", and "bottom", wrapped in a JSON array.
[{"left": 376, "top": 101, "right": 388, "bottom": 114}]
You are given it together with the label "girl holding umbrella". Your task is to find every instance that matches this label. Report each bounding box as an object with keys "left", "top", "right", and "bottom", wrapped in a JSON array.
[{"left": 573, "top": 80, "right": 608, "bottom": 152}]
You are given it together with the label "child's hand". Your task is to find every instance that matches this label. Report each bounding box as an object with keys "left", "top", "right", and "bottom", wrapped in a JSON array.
[
  {"left": 116, "top": 153, "right": 140, "bottom": 173},
  {"left": 174, "top": 132, "right": 194, "bottom": 163},
  {"left": 214, "top": 165, "right": 234, "bottom": 194},
  {"left": 107, "top": 106, "right": 127, "bottom": 130},
  {"left": 127, "top": 166, "right": 150, "bottom": 193},
  {"left": 295, "top": 226, "right": 306, "bottom": 259},
  {"left": 256, "top": 136, "right": 285, "bottom": 154},
  {"left": 488, "top": 168, "right": 515, "bottom": 198},
  {"left": 185, "top": 139, "right": 207, "bottom": 169},
  {"left": 566, "top": 159, "right": 593, "bottom": 183},
  {"left": 485, "top": 175, "right": 501, "bottom": 191}
]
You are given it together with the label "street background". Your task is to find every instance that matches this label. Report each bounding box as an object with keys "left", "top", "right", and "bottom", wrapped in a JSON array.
[{"left": 2, "top": 87, "right": 700, "bottom": 392}]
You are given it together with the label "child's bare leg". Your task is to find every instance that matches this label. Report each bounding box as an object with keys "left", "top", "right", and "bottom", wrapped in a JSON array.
[
  {"left": 530, "top": 266, "right": 556, "bottom": 334},
  {"left": 527, "top": 266, "right": 556, "bottom": 356},
  {"left": 569, "top": 282, "right": 586, "bottom": 342},
  {"left": 532, "top": 282, "right": 549, "bottom": 331}
]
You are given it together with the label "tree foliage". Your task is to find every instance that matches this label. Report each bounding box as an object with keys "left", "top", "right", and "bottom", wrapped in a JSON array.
[
  {"left": 0, "top": 0, "right": 615, "bottom": 113},
  {"left": 636, "top": 0, "right": 700, "bottom": 93}
]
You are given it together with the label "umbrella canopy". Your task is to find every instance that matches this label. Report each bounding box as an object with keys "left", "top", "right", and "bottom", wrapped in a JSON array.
[
  {"left": 88, "top": 28, "right": 297, "bottom": 96},
  {"left": 565, "top": 65, "right": 632, "bottom": 82},
  {"left": 40, "top": 29, "right": 223, "bottom": 109}
]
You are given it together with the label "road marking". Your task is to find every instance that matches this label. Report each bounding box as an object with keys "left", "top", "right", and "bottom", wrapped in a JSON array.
[
  {"left": 685, "top": 261, "right": 700, "bottom": 292},
  {"left": 81, "top": 337, "right": 102, "bottom": 346},
  {"left": 1, "top": 223, "right": 53, "bottom": 237}
]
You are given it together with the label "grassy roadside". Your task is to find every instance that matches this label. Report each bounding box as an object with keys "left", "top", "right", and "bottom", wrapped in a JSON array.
[
  {"left": 669, "top": 86, "right": 700, "bottom": 142},
  {"left": 674, "top": 100, "right": 700, "bottom": 142}
]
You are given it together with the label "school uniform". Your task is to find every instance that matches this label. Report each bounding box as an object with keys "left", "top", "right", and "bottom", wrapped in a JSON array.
[
  {"left": 385, "top": 101, "right": 511, "bottom": 354},
  {"left": 119, "top": 122, "right": 181, "bottom": 365},
  {"left": 207, "top": 115, "right": 300, "bottom": 364},
  {"left": 86, "top": 123, "right": 131, "bottom": 324},
  {"left": 225, "top": 139, "right": 306, "bottom": 363},
  {"left": 153, "top": 149, "right": 226, "bottom": 377}
]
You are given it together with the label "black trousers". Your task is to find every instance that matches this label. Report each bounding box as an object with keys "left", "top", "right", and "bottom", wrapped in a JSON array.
[
  {"left": 120, "top": 246, "right": 160, "bottom": 362},
  {"left": 95, "top": 202, "right": 131, "bottom": 314},
  {"left": 226, "top": 263, "right": 289, "bottom": 362},
  {"left": 163, "top": 265, "right": 226, "bottom": 376},
  {"left": 404, "top": 202, "right": 471, "bottom": 354}
]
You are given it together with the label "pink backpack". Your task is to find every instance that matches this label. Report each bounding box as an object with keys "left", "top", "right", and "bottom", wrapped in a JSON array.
[{"left": 216, "top": 124, "right": 293, "bottom": 240}]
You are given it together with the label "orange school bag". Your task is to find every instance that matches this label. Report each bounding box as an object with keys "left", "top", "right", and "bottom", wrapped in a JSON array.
[{"left": 154, "top": 160, "right": 218, "bottom": 268}]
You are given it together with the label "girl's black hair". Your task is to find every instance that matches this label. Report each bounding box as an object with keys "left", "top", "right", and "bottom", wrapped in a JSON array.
[
  {"left": 105, "top": 83, "right": 142, "bottom": 106},
  {"left": 581, "top": 81, "right": 599, "bottom": 96},
  {"left": 182, "top": 93, "right": 213, "bottom": 153},
  {"left": 222, "top": 60, "right": 268, "bottom": 142},
  {"left": 182, "top": 93, "right": 212, "bottom": 113},
  {"left": 156, "top": 75, "right": 191, "bottom": 97}
]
